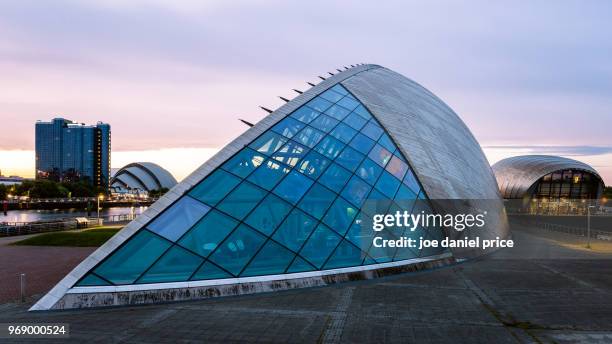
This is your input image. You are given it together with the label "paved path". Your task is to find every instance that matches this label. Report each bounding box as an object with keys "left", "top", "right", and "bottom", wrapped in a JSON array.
[{"left": 1, "top": 225, "right": 612, "bottom": 343}]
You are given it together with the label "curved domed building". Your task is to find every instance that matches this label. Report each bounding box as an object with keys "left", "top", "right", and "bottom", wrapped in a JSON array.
[
  {"left": 110, "top": 162, "right": 177, "bottom": 196},
  {"left": 32, "top": 64, "right": 508, "bottom": 310}
]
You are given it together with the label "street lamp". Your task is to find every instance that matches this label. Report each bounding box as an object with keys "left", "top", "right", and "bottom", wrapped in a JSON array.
[
  {"left": 586, "top": 204, "right": 596, "bottom": 249},
  {"left": 97, "top": 194, "right": 104, "bottom": 223}
]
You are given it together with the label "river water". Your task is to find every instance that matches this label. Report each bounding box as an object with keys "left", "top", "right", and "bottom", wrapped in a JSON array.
[{"left": 0, "top": 206, "right": 149, "bottom": 223}]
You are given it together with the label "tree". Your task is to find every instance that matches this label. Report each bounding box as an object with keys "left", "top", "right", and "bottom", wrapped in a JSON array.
[
  {"left": 0, "top": 184, "right": 6, "bottom": 200},
  {"left": 148, "top": 187, "right": 169, "bottom": 198},
  {"left": 604, "top": 186, "right": 612, "bottom": 199}
]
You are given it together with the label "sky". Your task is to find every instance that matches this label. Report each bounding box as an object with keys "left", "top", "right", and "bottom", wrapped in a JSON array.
[{"left": 0, "top": 0, "right": 610, "bottom": 184}]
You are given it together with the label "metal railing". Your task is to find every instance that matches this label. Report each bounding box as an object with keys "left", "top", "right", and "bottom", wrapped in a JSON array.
[
  {"left": 0, "top": 213, "right": 137, "bottom": 237},
  {"left": 512, "top": 217, "right": 612, "bottom": 241}
]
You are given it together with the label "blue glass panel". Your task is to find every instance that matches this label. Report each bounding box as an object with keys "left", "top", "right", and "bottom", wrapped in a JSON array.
[
  {"left": 77, "top": 274, "right": 109, "bottom": 286},
  {"left": 290, "top": 106, "right": 320, "bottom": 124},
  {"left": 394, "top": 184, "right": 417, "bottom": 211},
  {"left": 318, "top": 163, "right": 351, "bottom": 193},
  {"left": 178, "top": 209, "right": 238, "bottom": 258},
  {"left": 353, "top": 105, "right": 372, "bottom": 120},
  {"left": 245, "top": 194, "right": 292, "bottom": 236},
  {"left": 367, "top": 227, "right": 399, "bottom": 263},
  {"left": 191, "top": 261, "right": 231, "bottom": 280},
  {"left": 335, "top": 146, "right": 365, "bottom": 172},
  {"left": 247, "top": 159, "right": 290, "bottom": 191},
  {"left": 272, "top": 208, "right": 317, "bottom": 252},
  {"left": 217, "top": 181, "right": 266, "bottom": 220},
  {"left": 315, "top": 136, "right": 345, "bottom": 159},
  {"left": 323, "top": 240, "right": 364, "bottom": 269},
  {"left": 297, "top": 183, "right": 336, "bottom": 220},
  {"left": 348, "top": 132, "right": 375, "bottom": 154},
  {"left": 420, "top": 226, "right": 448, "bottom": 257},
  {"left": 271, "top": 117, "right": 305, "bottom": 139},
  {"left": 343, "top": 112, "right": 367, "bottom": 131},
  {"left": 320, "top": 89, "right": 344, "bottom": 103},
  {"left": 363, "top": 256, "right": 376, "bottom": 265},
  {"left": 296, "top": 151, "right": 331, "bottom": 180},
  {"left": 329, "top": 122, "right": 357, "bottom": 144},
  {"left": 356, "top": 158, "right": 383, "bottom": 185},
  {"left": 221, "top": 148, "right": 266, "bottom": 178},
  {"left": 248, "top": 131, "right": 287, "bottom": 156},
  {"left": 273, "top": 140, "right": 308, "bottom": 167},
  {"left": 310, "top": 114, "right": 339, "bottom": 133},
  {"left": 361, "top": 188, "right": 393, "bottom": 217},
  {"left": 361, "top": 121, "right": 384, "bottom": 141},
  {"left": 378, "top": 133, "right": 396, "bottom": 152},
  {"left": 299, "top": 224, "right": 341, "bottom": 269},
  {"left": 306, "top": 97, "right": 333, "bottom": 112},
  {"left": 418, "top": 190, "right": 428, "bottom": 200},
  {"left": 341, "top": 176, "right": 372, "bottom": 207},
  {"left": 138, "top": 245, "right": 203, "bottom": 283},
  {"left": 331, "top": 84, "right": 348, "bottom": 95},
  {"left": 241, "top": 240, "right": 295, "bottom": 277},
  {"left": 189, "top": 169, "right": 241, "bottom": 206},
  {"left": 147, "top": 196, "right": 211, "bottom": 242},
  {"left": 337, "top": 96, "right": 359, "bottom": 111},
  {"left": 208, "top": 224, "right": 266, "bottom": 276},
  {"left": 293, "top": 126, "right": 325, "bottom": 148},
  {"left": 375, "top": 171, "right": 401, "bottom": 199},
  {"left": 403, "top": 171, "right": 421, "bottom": 195},
  {"left": 286, "top": 256, "right": 316, "bottom": 273},
  {"left": 324, "top": 104, "right": 351, "bottom": 121},
  {"left": 344, "top": 217, "right": 374, "bottom": 251},
  {"left": 322, "top": 197, "right": 358, "bottom": 235},
  {"left": 273, "top": 170, "right": 313, "bottom": 205},
  {"left": 385, "top": 155, "right": 408, "bottom": 181},
  {"left": 368, "top": 144, "right": 392, "bottom": 167},
  {"left": 94, "top": 230, "right": 171, "bottom": 284}
]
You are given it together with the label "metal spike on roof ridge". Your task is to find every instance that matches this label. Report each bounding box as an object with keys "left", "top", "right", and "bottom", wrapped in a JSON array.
[
  {"left": 328, "top": 72, "right": 334, "bottom": 76},
  {"left": 350, "top": 64, "right": 355, "bottom": 67},
  {"left": 279, "top": 96, "right": 290, "bottom": 103},
  {"left": 293, "top": 89, "right": 303, "bottom": 94},
  {"left": 337, "top": 68, "right": 343, "bottom": 72},
  {"left": 318, "top": 76, "right": 326, "bottom": 80},
  {"left": 239, "top": 119, "right": 254, "bottom": 127},
  {"left": 259, "top": 106, "right": 273, "bottom": 114},
  {"left": 307, "top": 82, "right": 316, "bottom": 87}
]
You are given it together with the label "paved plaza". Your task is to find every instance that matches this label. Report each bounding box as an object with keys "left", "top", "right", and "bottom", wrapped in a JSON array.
[{"left": 1, "top": 224, "right": 612, "bottom": 343}]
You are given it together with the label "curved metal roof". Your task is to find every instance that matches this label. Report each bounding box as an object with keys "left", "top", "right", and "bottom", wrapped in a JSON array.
[
  {"left": 492, "top": 155, "right": 603, "bottom": 199},
  {"left": 110, "top": 162, "right": 177, "bottom": 192}
]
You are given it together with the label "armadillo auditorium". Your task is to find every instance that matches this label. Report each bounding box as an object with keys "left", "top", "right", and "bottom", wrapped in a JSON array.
[{"left": 31, "top": 64, "right": 510, "bottom": 311}]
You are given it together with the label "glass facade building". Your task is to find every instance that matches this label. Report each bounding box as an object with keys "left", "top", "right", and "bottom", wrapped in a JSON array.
[{"left": 35, "top": 118, "right": 111, "bottom": 189}]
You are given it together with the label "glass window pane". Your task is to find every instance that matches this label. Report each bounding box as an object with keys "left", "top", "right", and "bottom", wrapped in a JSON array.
[
  {"left": 375, "top": 171, "right": 401, "bottom": 199},
  {"left": 241, "top": 240, "right": 295, "bottom": 277},
  {"left": 245, "top": 194, "right": 293, "bottom": 236},
  {"left": 337, "top": 96, "right": 359, "bottom": 111},
  {"left": 385, "top": 155, "right": 408, "bottom": 180},
  {"left": 325, "top": 104, "right": 351, "bottom": 121},
  {"left": 147, "top": 196, "right": 211, "bottom": 242},
  {"left": 271, "top": 117, "right": 305, "bottom": 139},
  {"left": 361, "top": 121, "right": 384, "bottom": 141},
  {"left": 368, "top": 144, "right": 392, "bottom": 167},
  {"left": 322, "top": 197, "right": 358, "bottom": 236},
  {"left": 395, "top": 184, "right": 418, "bottom": 203},
  {"left": 310, "top": 114, "right": 339, "bottom": 133},
  {"left": 345, "top": 217, "right": 374, "bottom": 252},
  {"left": 189, "top": 169, "right": 241, "bottom": 206},
  {"left": 330, "top": 122, "right": 358, "bottom": 144},
  {"left": 297, "top": 183, "right": 336, "bottom": 220},
  {"left": 356, "top": 158, "right": 383, "bottom": 185},
  {"left": 320, "top": 89, "right": 344, "bottom": 103},
  {"left": 331, "top": 84, "right": 348, "bottom": 95},
  {"left": 286, "top": 256, "right": 316, "bottom": 273},
  {"left": 291, "top": 106, "right": 320, "bottom": 124},
  {"left": 296, "top": 151, "right": 331, "bottom": 180},
  {"left": 272, "top": 140, "right": 308, "bottom": 167},
  {"left": 348, "top": 132, "right": 375, "bottom": 154},
  {"left": 378, "top": 133, "right": 396, "bottom": 152},
  {"left": 336, "top": 146, "right": 365, "bottom": 172},
  {"left": 403, "top": 171, "right": 421, "bottom": 195},
  {"left": 343, "top": 112, "right": 367, "bottom": 131},
  {"left": 221, "top": 148, "right": 266, "bottom": 178},
  {"left": 299, "top": 224, "right": 341, "bottom": 269},
  {"left": 248, "top": 131, "right": 287, "bottom": 156},
  {"left": 77, "top": 274, "right": 110, "bottom": 287},
  {"left": 353, "top": 105, "right": 372, "bottom": 120},
  {"left": 272, "top": 209, "right": 318, "bottom": 252},
  {"left": 318, "top": 163, "right": 351, "bottom": 193},
  {"left": 323, "top": 240, "right": 365, "bottom": 270},
  {"left": 217, "top": 181, "right": 267, "bottom": 220},
  {"left": 273, "top": 170, "right": 314, "bottom": 205},
  {"left": 341, "top": 175, "right": 372, "bottom": 207},
  {"left": 138, "top": 245, "right": 203, "bottom": 283},
  {"left": 208, "top": 224, "right": 266, "bottom": 276},
  {"left": 293, "top": 126, "right": 325, "bottom": 148},
  {"left": 247, "top": 159, "right": 291, "bottom": 191},
  {"left": 361, "top": 188, "right": 393, "bottom": 217},
  {"left": 191, "top": 261, "right": 231, "bottom": 280},
  {"left": 94, "top": 230, "right": 171, "bottom": 285},
  {"left": 178, "top": 209, "right": 238, "bottom": 258},
  {"left": 306, "top": 97, "right": 333, "bottom": 112},
  {"left": 315, "top": 136, "right": 345, "bottom": 159}
]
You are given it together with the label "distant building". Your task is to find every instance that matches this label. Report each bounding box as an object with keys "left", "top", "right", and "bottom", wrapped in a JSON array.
[
  {"left": 35, "top": 118, "right": 111, "bottom": 189},
  {"left": 110, "top": 162, "right": 177, "bottom": 197}
]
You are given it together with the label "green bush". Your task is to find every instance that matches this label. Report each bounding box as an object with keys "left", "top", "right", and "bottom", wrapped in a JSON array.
[{"left": 12, "top": 227, "right": 121, "bottom": 247}]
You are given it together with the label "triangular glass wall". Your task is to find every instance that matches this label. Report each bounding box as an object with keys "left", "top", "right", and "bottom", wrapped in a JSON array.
[{"left": 76, "top": 84, "right": 447, "bottom": 286}]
